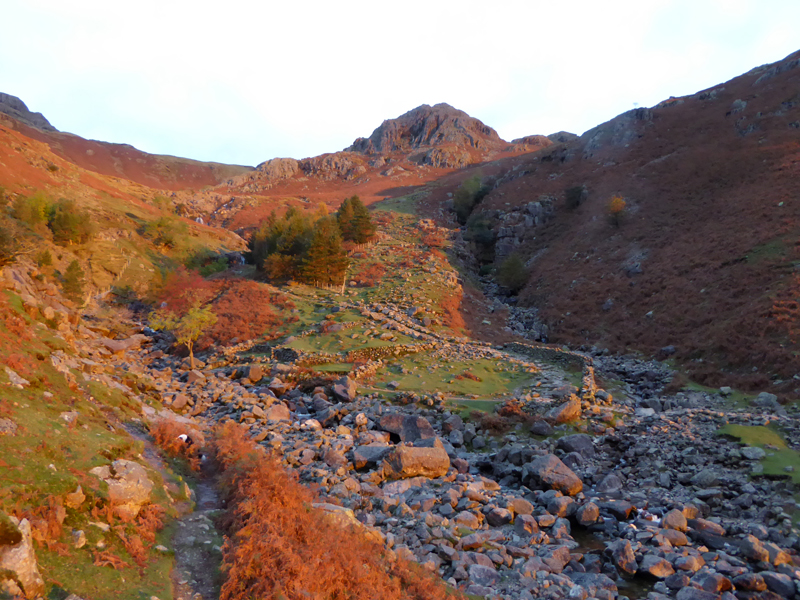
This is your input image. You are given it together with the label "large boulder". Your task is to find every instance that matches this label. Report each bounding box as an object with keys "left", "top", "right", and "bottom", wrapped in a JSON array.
[
  {"left": 332, "top": 376, "right": 357, "bottom": 402},
  {"left": 378, "top": 414, "right": 435, "bottom": 443},
  {"left": 523, "top": 454, "right": 583, "bottom": 496},
  {"left": 89, "top": 459, "right": 153, "bottom": 520},
  {"left": 545, "top": 398, "right": 581, "bottom": 423},
  {"left": 0, "top": 516, "right": 45, "bottom": 599},
  {"left": 382, "top": 439, "right": 450, "bottom": 480}
]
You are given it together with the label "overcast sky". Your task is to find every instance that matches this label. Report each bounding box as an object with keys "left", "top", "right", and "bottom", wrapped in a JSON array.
[{"left": 2, "top": 0, "right": 799, "bottom": 166}]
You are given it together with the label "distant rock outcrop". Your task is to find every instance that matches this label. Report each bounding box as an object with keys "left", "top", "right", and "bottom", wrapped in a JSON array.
[
  {"left": 348, "top": 103, "right": 502, "bottom": 155},
  {"left": 255, "top": 157, "right": 299, "bottom": 180},
  {"left": 0, "top": 93, "right": 56, "bottom": 131}
]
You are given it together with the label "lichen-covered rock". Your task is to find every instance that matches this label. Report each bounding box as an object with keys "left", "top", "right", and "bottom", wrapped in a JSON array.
[{"left": 90, "top": 459, "right": 153, "bottom": 520}]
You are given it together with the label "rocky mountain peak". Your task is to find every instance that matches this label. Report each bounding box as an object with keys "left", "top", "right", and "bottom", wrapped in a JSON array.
[
  {"left": 348, "top": 103, "right": 503, "bottom": 155},
  {"left": 0, "top": 93, "right": 57, "bottom": 132}
]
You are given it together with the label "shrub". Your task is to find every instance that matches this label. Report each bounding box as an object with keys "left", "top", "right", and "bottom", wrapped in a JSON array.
[
  {"left": 0, "top": 224, "right": 17, "bottom": 266},
  {"left": 61, "top": 260, "right": 85, "bottom": 303},
  {"left": 35, "top": 249, "right": 52, "bottom": 267},
  {"left": 420, "top": 230, "right": 446, "bottom": 248},
  {"left": 199, "top": 280, "right": 289, "bottom": 349},
  {"left": 48, "top": 199, "right": 93, "bottom": 245},
  {"left": 453, "top": 175, "right": 490, "bottom": 224},
  {"left": 150, "top": 418, "right": 202, "bottom": 471},
  {"left": 496, "top": 253, "right": 528, "bottom": 293},
  {"left": 351, "top": 262, "right": 386, "bottom": 287},
  {"left": 156, "top": 267, "right": 215, "bottom": 316},
  {"left": 465, "top": 214, "right": 496, "bottom": 264},
  {"left": 608, "top": 195, "right": 626, "bottom": 228},
  {"left": 12, "top": 192, "right": 51, "bottom": 227},
  {"left": 565, "top": 186, "right": 585, "bottom": 210},
  {"left": 184, "top": 248, "right": 227, "bottom": 277},
  {"left": 141, "top": 216, "right": 182, "bottom": 248}
]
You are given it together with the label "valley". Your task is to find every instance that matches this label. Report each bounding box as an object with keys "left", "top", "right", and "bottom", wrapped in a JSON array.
[{"left": 0, "top": 49, "right": 799, "bottom": 600}]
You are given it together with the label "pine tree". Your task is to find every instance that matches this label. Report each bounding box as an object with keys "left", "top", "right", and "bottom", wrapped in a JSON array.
[
  {"left": 301, "top": 217, "right": 349, "bottom": 286},
  {"left": 336, "top": 195, "right": 375, "bottom": 244},
  {"left": 349, "top": 196, "right": 376, "bottom": 244},
  {"left": 62, "top": 260, "right": 85, "bottom": 303},
  {"left": 336, "top": 197, "right": 356, "bottom": 241}
]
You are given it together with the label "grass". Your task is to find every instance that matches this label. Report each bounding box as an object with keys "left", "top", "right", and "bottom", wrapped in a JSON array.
[
  {"left": 685, "top": 380, "right": 755, "bottom": 409},
  {"left": 311, "top": 363, "right": 353, "bottom": 374},
  {"left": 717, "top": 424, "right": 800, "bottom": 484},
  {"left": 370, "top": 356, "right": 538, "bottom": 400},
  {"left": 286, "top": 318, "right": 417, "bottom": 354},
  {"left": 372, "top": 195, "right": 419, "bottom": 215},
  {"left": 0, "top": 291, "right": 180, "bottom": 600}
]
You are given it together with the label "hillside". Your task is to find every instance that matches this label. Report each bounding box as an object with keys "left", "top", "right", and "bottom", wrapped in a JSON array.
[
  {"left": 432, "top": 49, "right": 800, "bottom": 395},
  {"left": 0, "top": 94, "right": 251, "bottom": 191},
  {"left": 3, "top": 50, "right": 800, "bottom": 600}
]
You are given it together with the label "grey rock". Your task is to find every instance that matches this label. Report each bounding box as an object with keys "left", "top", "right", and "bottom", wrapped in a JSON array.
[
  {"left": 0, "top": 517, "right": 46, "bottom": 598},
  {"left": 546, "top": 398, "right": 581, "bottom": 424},
  {"left": 556, "top": 434, "right": 595, "bottom": 458},
  {"left": 609, "top": 539, "right": 637, "bottom": 575},
  {"left": 639, "top": 554, "right": 675, "bottom": 578},
  {"left": 379, "top": 414, "right": 435, "bottom": 443},
  {"left": 576, "top": 502, "right": 599, "bottom": 526},
  {"left": 468, "top": 563, "right": 500, "bottom": 587},
  {"left": 523, "top": 454, "right": 583, "bottom": 496},
  {"left": 761, "top": 572, "right": 795, "bottom": 597}
]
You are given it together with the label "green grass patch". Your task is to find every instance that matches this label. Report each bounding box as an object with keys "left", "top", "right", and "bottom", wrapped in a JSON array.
[
  {"left": 717, "top": 424, "right": 800, "bottom": 484},
  {"left": 371, "top": 356, "right": 538, "bottom": 400},
  {"left": 372, "top": 195, "right": 418, "bottom": 215},
  {"left": 311, "top": 362, "right": 353, "bottom": 374},
  {"left": 685, "top": 381, "right": 754, "bottom": 409}
]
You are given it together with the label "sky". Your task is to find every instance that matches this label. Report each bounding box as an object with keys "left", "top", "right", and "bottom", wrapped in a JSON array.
[{"left": 2, "top": 0, "right": 799, "bottom": 166}]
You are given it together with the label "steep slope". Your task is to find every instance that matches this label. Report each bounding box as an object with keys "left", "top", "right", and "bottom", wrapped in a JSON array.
[
  {"left": 0, "top": 92, "right": 56, "bottom": 131},
  {"left": 0, "top": 118, "right": 244, "bottom": 295},
  {"left": 462, "top": 49, "right": 800, "bottom": 393},
  {"left": 0, "top": 94, "right": 251, "bottom": 191}
]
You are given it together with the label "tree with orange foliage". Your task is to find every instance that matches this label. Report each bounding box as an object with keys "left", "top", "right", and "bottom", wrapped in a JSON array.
[{"left": 608, "top": 195, "right": 626, "bottom": 228}]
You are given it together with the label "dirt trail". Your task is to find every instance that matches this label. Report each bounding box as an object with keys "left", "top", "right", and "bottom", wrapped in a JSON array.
[{"left": 124, "top": 424, "right": 224, "bottom": 600}]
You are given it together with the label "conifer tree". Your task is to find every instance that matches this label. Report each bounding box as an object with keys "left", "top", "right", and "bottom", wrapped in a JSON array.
[
  {"left": 337, "top": 195, "right": 376, "bottom": 244},
  {"left": 336, "top": 197, "right": 356, "bottom": 241},
  {"left": 301, "top": 217, "right": 349, "bottom": 286},
  {"left": 62, "top": 260, "right": 85, "bottom": 303}
]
